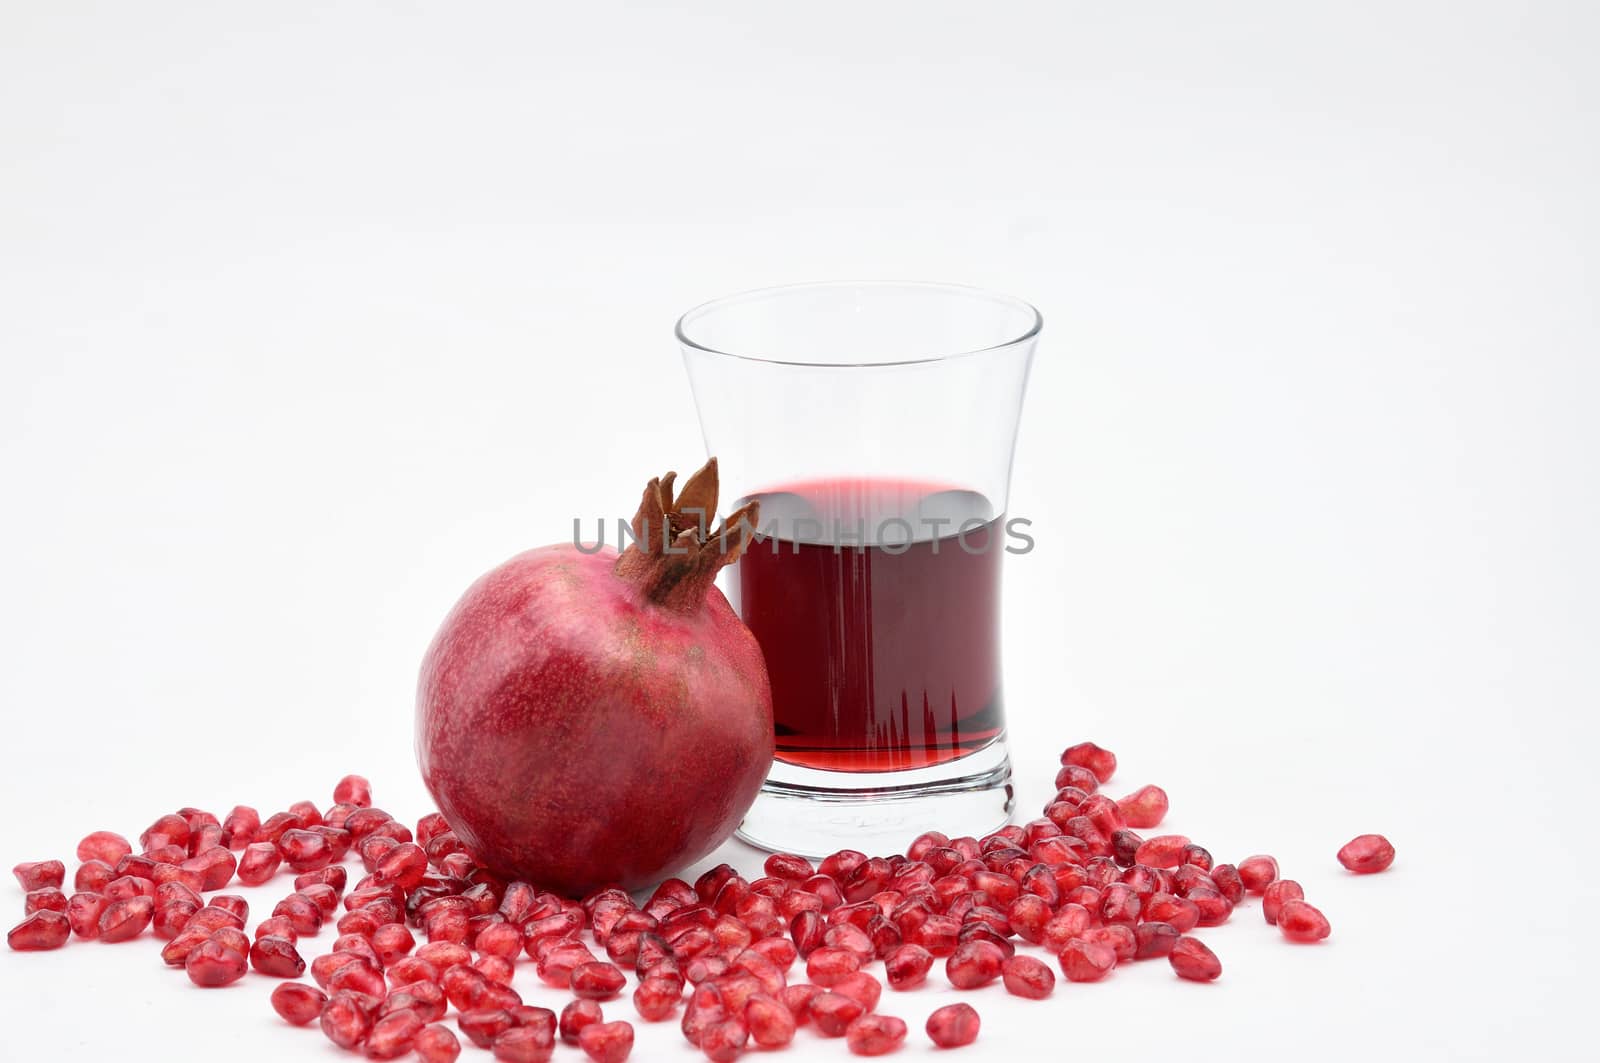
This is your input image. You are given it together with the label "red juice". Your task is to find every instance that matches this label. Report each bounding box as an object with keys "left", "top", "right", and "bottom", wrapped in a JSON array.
[{"left": 729, "top": 478, "right": 1005, "bottom": 773}]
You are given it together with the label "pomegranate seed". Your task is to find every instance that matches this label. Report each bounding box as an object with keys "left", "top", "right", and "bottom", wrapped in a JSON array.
[
  {"left": 161, "top": 926, "right": 213, "bottom": 966},
  {"left": 272, "top": 893, "right": 323, "bottom": 936},
  {"left": 1134, "top": 921, "right": 1180, "bottom": 959},
  {"left": 25, "top": 887, "right": 68, "bottom": 915},
  {"left": 76, "top": 832, "right": 133, "bottom": 865},
  {"left": 1262, "top": 879, "right": 1305, "bottom": 925},
  {"left": 1277, "top": 899, "right": 1332, "bottom": 943},
  {"left": 387, "top": 981, "right": 447, "bottom": 1023},
  {"left": 7, "top": 911, "right": 69, "bottom": 951},
  {"left": 1061, "top": 740, "right": 1117, "bottom": 782},
  {"left": 945, "top": 939, "right": 1006, "bottom": 989},
  {"left": 846, "top": 1013, "right": 908, "bottom": 1056},
  {"left": 884, "top": 942, "right": 934, "bottom": 989},
  {"left": 578, "top": 1020, "right": 633, "bottom": 1062},
  {"left": 764, "top": 852, "right": 815, "bottom": 882},
  {"left": 237, "top": 843, "right": 282, "bottom": 886},
  {"left": 475, "top": 954, "right": 515, "bottom": 987},
  {"left": 1181, "top": 844, "right": 1213, "bottom": 870},
  {"left": 1238, "top": 854, "right": 1279, "bottom": 893},
  {"left": 335, "top": 774, "right": 373, "bottom": 807},
  {"left": 1211, "top": 863, "right": 1245, "bottom": 904},
  {"left": 73, "top": 860, "right": 114, "bottom": 894},
  {"left": 1002, "top": 954, "right": 1056, "bottom": 999},
  {"left": 699, "top": 1017, "right": 749, "bottom": 1062},
  {"left": 374, "top": 842, "right": 429, "bottom": 890},
  {"left": 1054, "top": 763, "right": 1100, "bottom": 794},
  {"left": 459, "top": 1008, "right": 516, "bottom": 1048},
  {"left": 65, "top": 892, "right": 109, "bottom": 939},
  {"left": 773, "top": 983, "right": 816, "bottom": 1022},
  {"left": 925, "top": 1002, "right": 981, "bottom": 1048},
  {"left": 278, "top": 829, "right": 335, "bottom": 873},
  {"left": 809, "top": 991, "right": 865, "bottom": 1037},
  {"left": 322, "top": 990, "right": 375, "bottom": 1049},
  {"left": 222, "top": 807, "right": 260, "bottom": 848},
  {"left": 790, "top": 910, "right": 825, "bottom": 957},
  {"left": 12, "top": 860, "right": 65, "bottom": 892},
  {"left": 249, "top": 935, "right": 306, "bottom": 977},
  {"left": 416, "top": 1024, "right": 462, "bottom": 1063},
  {"left": 806, "top": 945, "right": 863, "bottom": 986},
  {"left": 187, "top": 905, "right": 245, "bottom": 934},
  {"left": 560, "top": 999, "right": 604, "bottom": 1043},
  {"left": 372, "top": 923, "right": 416, "bottom": 964},
  {"left": 1115, "top": 784, "right": 1169, "bottom": 829},
  {"left": 572, "top": 961, "right": 627, "bottom": 1000},
  {"left": 1059, "top": 938, "right": 1117, "bottom": 982},
  {"left": 745, "top": 991, "right": 797, "bottom": 1047},
  {"left": 1133, "top": 834, "right": 1190, "bottom": 869},
  {"left": 1145, "top": 893, "right": 1200, "bottom": 932},
  {"left": 1188, "top": 887, "right": 1233, "bottom": 926},
  {"left": 98, "top": 896, "right": 155, "bottom": 942},
  {"left": 831, "top": 970, "right": 883, "bottom": 1012},
  {"left": 366, "top": 1008, "right": 425, "bottom": 1059},
  {"left": 271, "top": 981, "right": 328, "bottom": 1025},
  {"left": 1337, "top": 834, "right": 1396, "bottom": 874},
  {"left": 295, "top": 865, "right": 348, "bottom": 896},
  {"left": 1169, "top": 935, "right": 1222, "bottom": 981},
  {"left": 633, "top": 977, "right": 681, "bottom": 1021},
  {"left": 186, "top": 939, "right": 248, "bottom": 987}
]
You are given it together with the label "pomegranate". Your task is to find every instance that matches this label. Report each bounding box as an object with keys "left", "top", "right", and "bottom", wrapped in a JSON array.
[{"left": 417, "top": 459, "right": 772, "bottom": 894}]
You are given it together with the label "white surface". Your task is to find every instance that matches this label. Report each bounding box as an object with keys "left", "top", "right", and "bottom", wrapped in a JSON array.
[{"left": 2, "top": 1, "right": 1596, "bottom": 1060}]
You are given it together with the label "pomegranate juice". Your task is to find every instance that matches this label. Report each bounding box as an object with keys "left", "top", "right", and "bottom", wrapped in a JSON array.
[{"left": 729, "top": 479, "right": 1004, "bottom": 773}]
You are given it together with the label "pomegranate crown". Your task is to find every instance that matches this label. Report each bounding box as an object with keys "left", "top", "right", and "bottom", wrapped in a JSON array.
[{"left": 614, "top": 457, "right": 760, "bottom": 609}]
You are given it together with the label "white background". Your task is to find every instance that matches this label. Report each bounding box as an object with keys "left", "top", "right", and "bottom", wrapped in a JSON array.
[{"left": 2, "top": 1, "right": 1596, "bottom": 1060}]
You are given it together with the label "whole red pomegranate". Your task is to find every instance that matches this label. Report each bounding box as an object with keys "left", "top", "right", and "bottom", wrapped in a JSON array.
[{"left": 417, "top": 459, "right": 772, "bottom": 894}]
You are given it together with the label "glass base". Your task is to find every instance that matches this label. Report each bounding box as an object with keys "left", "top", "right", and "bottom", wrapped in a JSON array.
[{"left": 736, "top": 740, "right": 1014, "bottom": 857}]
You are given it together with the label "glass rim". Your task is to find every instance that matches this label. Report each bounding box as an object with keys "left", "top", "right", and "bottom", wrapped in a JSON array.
[{"left": 675, "top": 280, "right": 1043, "bottom": 369}]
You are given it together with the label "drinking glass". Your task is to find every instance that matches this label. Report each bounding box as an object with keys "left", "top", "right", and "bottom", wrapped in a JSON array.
[{"left": 678, "top": 281, "right": 1040, "bottom": 855}]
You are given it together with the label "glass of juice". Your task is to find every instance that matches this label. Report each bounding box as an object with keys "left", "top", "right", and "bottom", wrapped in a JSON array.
[{"left": 679, "top": 281, "right": 1040, "bottom": 856}]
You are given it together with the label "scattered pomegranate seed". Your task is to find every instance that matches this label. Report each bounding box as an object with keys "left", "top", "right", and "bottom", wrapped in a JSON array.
[
  {"left": 559, "top": 1000, "right": 604, "bottom": 1044},
  {"left": 1169, "top": 935, "right": 1222, "bottom": 981},
  {"left": 1061, "top": 741, "right": 1118, "bottom": 782},
  {"left": 1337, "top": 834, "right": 1395, "bottom": 874},
  {"left": 846, "top": 1013, "right": 908, "bottom": 1056},
  {"left": 76, "top": 832, "right": 133, "bottom": 865},
  {"left": 321, "top": 991, "right": 374, "bottom": 1049},
  {"left": 1277, "top": 900, "right": 1332, "bottom": 943},
  {"left": 571, "top": 961, "right": 627, "bottom": 1000},
  {"left": 270, "top": 982, "right": 328, "bottom": 1025},
  {"left": 577, "top": 1020, "right": 633, "bottom": 1062},
  {"left": 7, "top": 911, "right": 70, "bottom": 951},
  {"left": 1114, "top": 785, "right": 1169, "bottom": 829},
  {"left": 1238, "top": 854, "right": 1279, "bottom": 893},
  {"left": 946, "top": 938, "right": 1006, "bottom": 989},
  {"left": 1231, "top": 862, "right": 1279, "bottom": 912},
  {"left": 744, "top": 991, "right": 797, "bottom": 1047},
  {"left": 1059, "top": 938, "right": 1117, "bottom": 982},
  {"left": 12, "top": 860, "right": 65, "bottom": 892},
  {"left": 1002, "top": 953, "right": 1056, "bottom": 999},
  {"left": 810, "top": 991, "right": 866, "bottom": 1037},
  {"left": 926, "top": 1002, "right": 981, "bottom": 1048},
  {"left": 1133, "top": 834, "right": 1190, "bottom": 869},
  {"left": 3, "top": 754, "right": 1396, "bottom": 1060},
  {"left": 186, "top": 938, "right": 248, "bottom": 987},
  {"left": 1134, "top": 920, "right": 1180, "bottom": 959},
  {"left": 249, "top": 935, "right": 306, "bottom": 977},
  {"left": 416, "top": 1024, "right": 462, "bottom": 1063},
  {"left": 365, "top": 1008, "right": 425, "bottom": 1059},
  {"left": 333, "top": 774, "right": 373, "bottom": 808},
  {"left": 98, "top": 896, "right": 154, "bottom": 942},
  {"left": 237, "top": 843, "right": 283, "bottom": 886}
]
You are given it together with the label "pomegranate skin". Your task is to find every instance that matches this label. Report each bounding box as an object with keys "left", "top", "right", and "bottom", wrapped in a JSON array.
[{"left": 418, "top": 543, "right": 773, "bottom": 895}]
